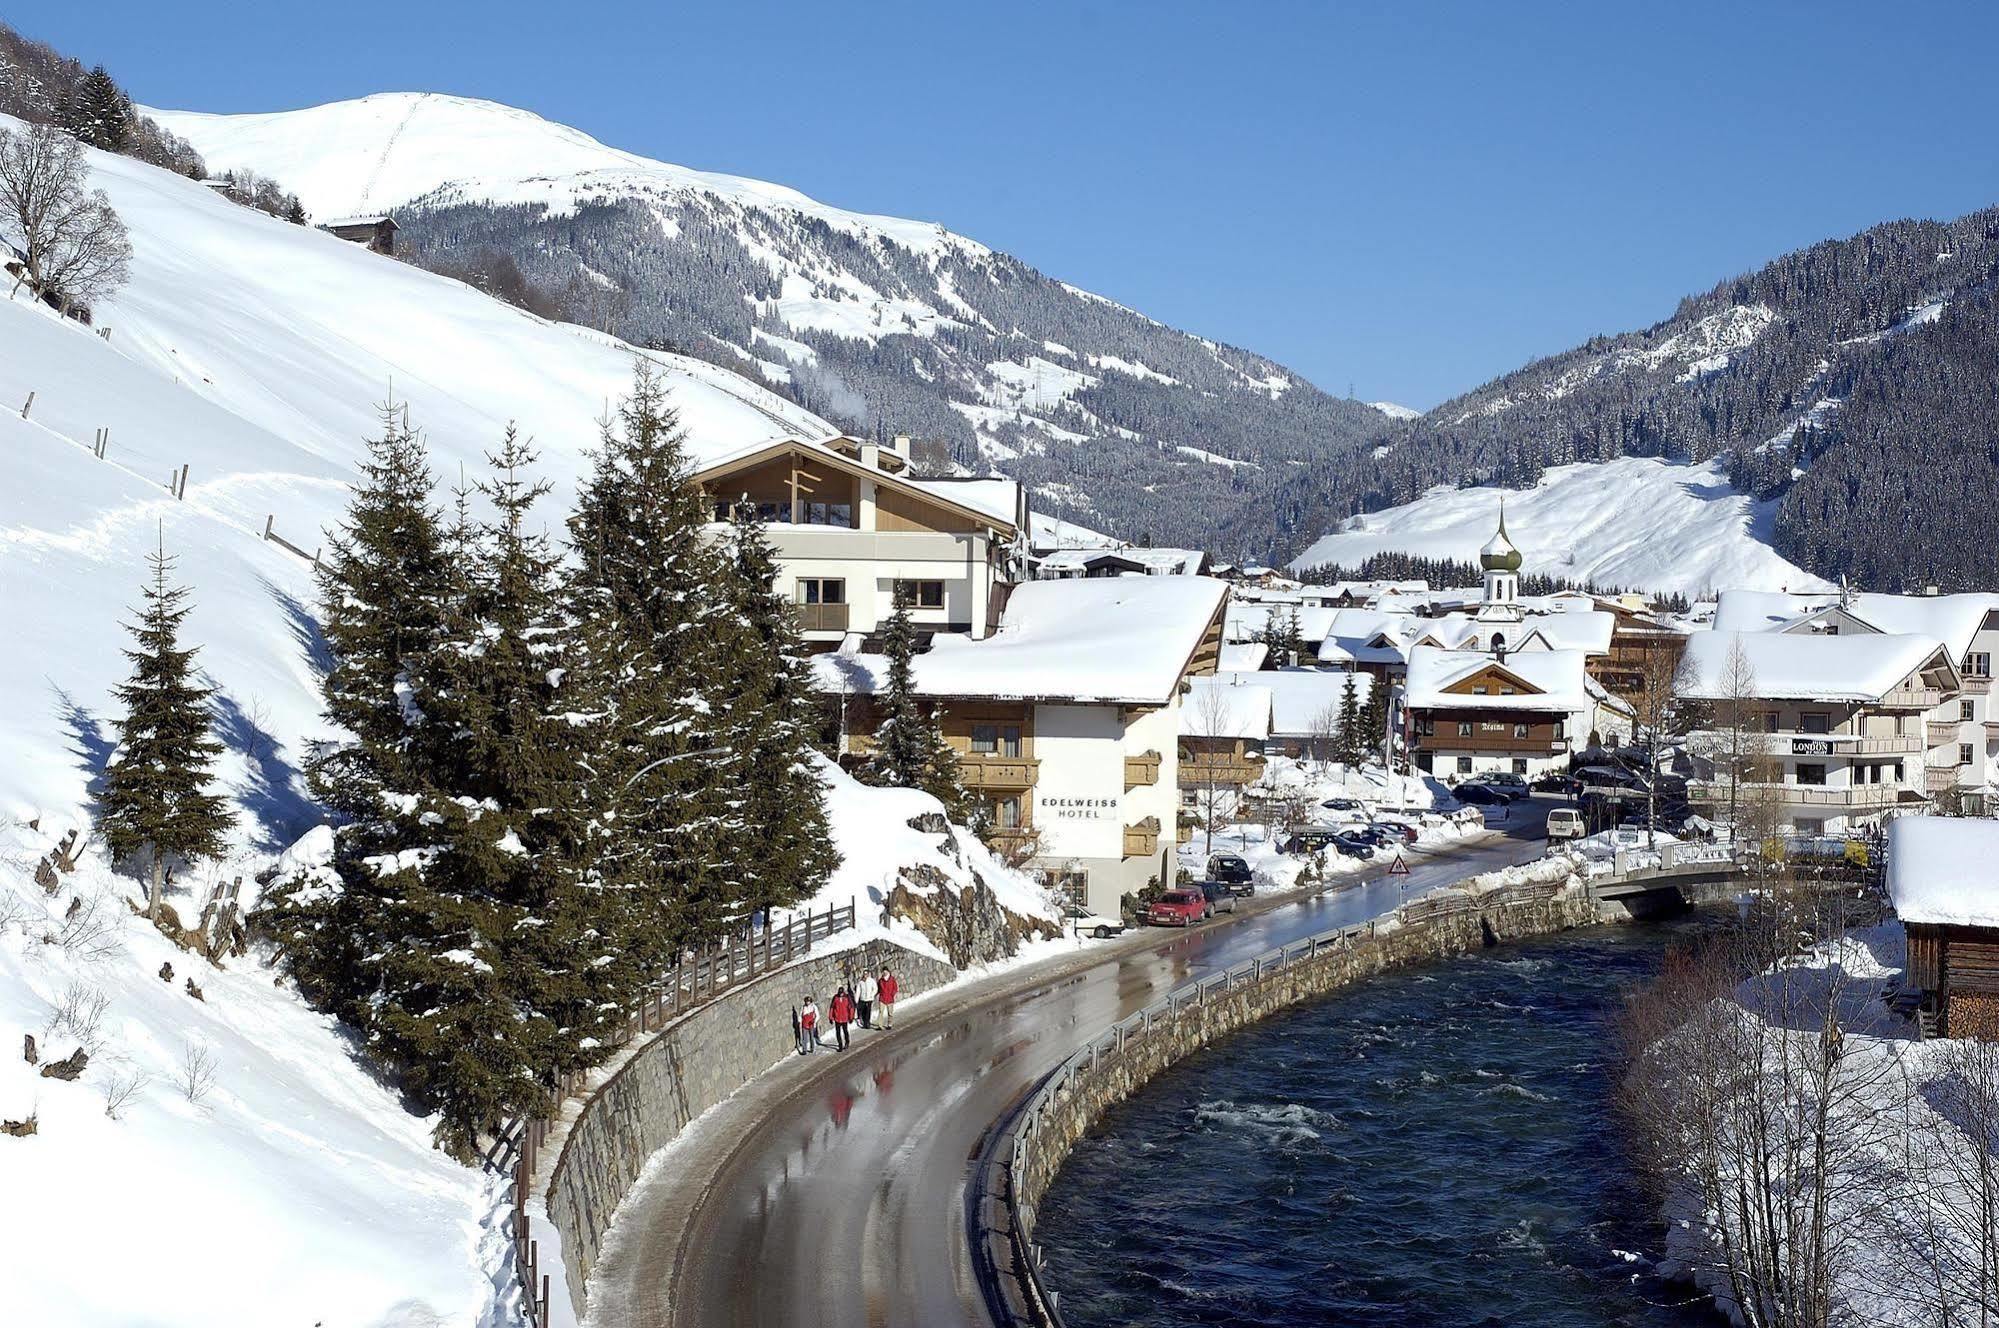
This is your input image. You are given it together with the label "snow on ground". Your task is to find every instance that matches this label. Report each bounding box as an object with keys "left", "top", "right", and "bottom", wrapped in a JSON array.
[
  {"left": 0, "top": 822, "right": 507, "bottom": 1328},
  {"left": 1369, "top": 400, "right": 1421, "bottom": 420},
  {"left": 1292, "top": 456, "right": 1831, "bottom": 595},
  {"left": 1651, "top": 924, "right": 1997, "bottom": 1327}
]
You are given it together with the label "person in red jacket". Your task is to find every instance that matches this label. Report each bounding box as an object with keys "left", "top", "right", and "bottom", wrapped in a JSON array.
[
  {"left": 829, "top": 986, "right": 856, "bottom": 1051},
  {"left": 877, "top": 969, "right": 899, "bottom": 1029}
]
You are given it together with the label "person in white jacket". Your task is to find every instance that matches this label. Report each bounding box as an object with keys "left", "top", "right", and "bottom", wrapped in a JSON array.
[{"left": 856, "top": 973, "right": 880, "bottom": 1028}]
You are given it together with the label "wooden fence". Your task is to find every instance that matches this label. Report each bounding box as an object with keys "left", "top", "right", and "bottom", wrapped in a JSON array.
[{"left": 496, "top": 900, "right": 859, "bottom": 1326}]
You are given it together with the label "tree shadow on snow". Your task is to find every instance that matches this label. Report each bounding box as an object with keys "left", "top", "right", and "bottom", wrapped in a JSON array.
[
  {"left": 209, "top": 689, "right": 322, "bottom": 855},
  {"left": 261, "top": 573, "right": 334, "bottom": 679},
  {"left": 50, "top": 684, "right": 115, "bottom": 823}
]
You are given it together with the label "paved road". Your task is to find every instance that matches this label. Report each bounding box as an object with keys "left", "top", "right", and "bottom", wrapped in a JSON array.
[{"left": 595, "top": 802, "right": 1554, "bottom": 1328}]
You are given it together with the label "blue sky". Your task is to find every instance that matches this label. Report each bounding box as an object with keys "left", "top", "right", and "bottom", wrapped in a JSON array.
[{"left": 15, "top": 1, "right": 1999, "bottom": 408}]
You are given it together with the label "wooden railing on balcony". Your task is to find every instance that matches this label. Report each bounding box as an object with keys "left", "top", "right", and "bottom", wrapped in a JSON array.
[
  {"left": 1123, "top": 816, "right": 1161, "bottom": 858},
  {"left": 1690, "top": 780, "right": 1908, "bottom": 809},
  {"left": 1181, "top": 753, "right": 1266, "bottom": 785},
  {"left": 1124, "top": 751, "right": 1162, "bottom": 790},
  {"left": 1881, "top": 687, "right": 1945, "bottom": 710},
  {"left": 960, "top": 755, "right": 1039, "bottom": 789},
  {"left": 1927, "top": 766, "right": 1963, "bottom": 793},
  {"left": 796, "top": 601, "right": 850, "bottom": 633},
  {"left": 1926, "top": 720, "right": 1961, "bottom": 744}
]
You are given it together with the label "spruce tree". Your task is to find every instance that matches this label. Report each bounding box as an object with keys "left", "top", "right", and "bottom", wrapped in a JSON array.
[
  {"left": 563, "top": 361, "right": 737, "bottom": 961},
  {"left": 1334, "top": 673, "right": 1363, "bottom": 766},
  {"left": 66, "top": 66, "right": 130, "bottom": 153},
  {"left": 1356, "top": 677, "right": 1390, "bottom": 770},
  {"left": 712, "top": 500, "right": 838, "bottom": 919},
  {"left": 866, "top": 597, "right": 968, "bottom": 817},
  {"left": 306, "top": 402, "right": 449, "bottom": 819},
  {"left": 100, "top": 532, "right": 232, "bottom": 921}
]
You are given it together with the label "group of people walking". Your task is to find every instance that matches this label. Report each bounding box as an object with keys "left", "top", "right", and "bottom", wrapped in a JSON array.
[{"left": 794, "top": 969, "right": 899, "bottom": 1055}]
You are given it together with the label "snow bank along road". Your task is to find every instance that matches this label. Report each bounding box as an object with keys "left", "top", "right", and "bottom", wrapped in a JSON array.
[{"left": 588, "top": 802, "right": 1555, "bottom": 1328}]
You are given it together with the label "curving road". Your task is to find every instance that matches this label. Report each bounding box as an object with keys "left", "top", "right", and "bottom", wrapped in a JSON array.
[{"left": 588, "top": 802, "right": 1553, "bottom": 1328}]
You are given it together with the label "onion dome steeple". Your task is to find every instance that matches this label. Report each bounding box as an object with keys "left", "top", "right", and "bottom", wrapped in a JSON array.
[{"left": 1480, "top": 502, "right": 1523, "bottom": 573}]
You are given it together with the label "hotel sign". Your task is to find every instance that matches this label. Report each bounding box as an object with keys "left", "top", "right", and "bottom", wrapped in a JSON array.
[
  {"left": 1041, "top": 796, "right": 1118, "bottom": 821},
  {"left": 1791, "top": 738, "right": 1833, "bottom": 756}
]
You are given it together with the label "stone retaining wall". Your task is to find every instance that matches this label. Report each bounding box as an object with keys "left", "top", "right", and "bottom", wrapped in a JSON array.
[
  {"left": 546, "top": 938, "right": 956, "bottom": 1318},
  {"left": 1012, "top": 873, "right": 1598, "bottom": 1234}
]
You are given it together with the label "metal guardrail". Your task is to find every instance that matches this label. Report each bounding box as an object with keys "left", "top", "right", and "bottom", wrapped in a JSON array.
[{"left": 499, "top": 901, "right": 858, "bottom": 1327}]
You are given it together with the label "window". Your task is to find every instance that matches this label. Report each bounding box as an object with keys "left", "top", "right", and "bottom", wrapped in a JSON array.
[
  {"left": 1963, "top": 700, "right": 1977, "bottom": 721},
  {"left": 1961, "top": 743, "right": 1975, "bottom": 767},
  {"left": 1511, "top": 758, "right": 1528, "bottom": 775},
  {"left": 1966, "top": 651, "right": 1991, "bottom": 678},
  {"left": 894, "top": 579, "right": 946, "bottom": 609},
  {"left": 993, "top": 795, "right": 1023, "bottom": 830},
  {"left": 1799, "top": 712, "right": 1831, "bottom": 735},
  {"left": 1894, "top": 714, "right": 1908, "bottom": 737},
  {"left": 1895, "top": 760, "right": 1906, "bottom": 782},
  {"left": 1039, "top": 869, "right": 1087, "bottom": 910},
  {"left": 1796, "top": 763, "right": 1828, "bottom": 786},
  {"left": 1416, "top": 717, "right": 1435, "bottom": 737},
  {"left": 796, "top": 578, "right": 844, "bottom": 605},
  {"left": 971, "top": 724, "right": 998, "bottom": 755},
  {"left": 1513, "top": 723, "right": 1530, "bottom": 739},
  {"left": 1456, "top": 756, "right": 1473, "bottom": 774},
  {"left": 1458, "top": 721, "right": 1473, "bottom": 737},
  {"left": 1499, "top": 685, "right": 1516, "bottom": 696},
  {"left": 1796, "top": 818, "right": 1825, "bottom": 836},
  {"left": 1471, "top": 684, "right": 1489, "bottom": 695},
  {"left": 1762, "top": 712, "right": 1781, "bottom": 733},
  {"left": 715, "top": 499, "right": 787, "bottom": 523},
  {"left": 1000, "top": 725, "right": 1022, "bottom": 758},
  {"left": 802, "top": 500, "right": 852, "bottom": 527}
]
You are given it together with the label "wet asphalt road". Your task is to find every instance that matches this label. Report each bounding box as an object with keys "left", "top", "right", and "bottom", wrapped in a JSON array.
[{"left": 637, "top": 803, "right": 1553, "bottom": 1328}]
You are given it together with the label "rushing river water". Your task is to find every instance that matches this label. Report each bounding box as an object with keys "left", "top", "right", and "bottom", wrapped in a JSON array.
[{"left": 1036, "top": 923, "right": 1727, "bottom": 1328}]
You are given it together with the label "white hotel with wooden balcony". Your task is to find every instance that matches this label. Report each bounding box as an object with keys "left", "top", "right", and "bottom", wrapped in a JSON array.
[
  {"left": 693, "top": 433, "right": 1229, "bottom": 918},
  {"left": 1680, "top": 588, "right": 1999, "bottom": 835}
]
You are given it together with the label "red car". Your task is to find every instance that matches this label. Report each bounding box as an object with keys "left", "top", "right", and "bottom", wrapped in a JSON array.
[{"left": 1146, "top": 888, "right": 1208, "bottom": 927}]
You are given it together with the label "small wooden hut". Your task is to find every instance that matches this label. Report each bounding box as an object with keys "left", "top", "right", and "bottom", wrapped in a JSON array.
[{"left": 1887, "top": 816, "right": 1999, "bottom": 1038}]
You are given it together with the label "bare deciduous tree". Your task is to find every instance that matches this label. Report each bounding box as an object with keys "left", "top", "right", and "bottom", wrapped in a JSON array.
[
  {"left": 0, "top": 122, "right": 132, "bottom": 315},
  {"left": 177, "top": 1039, "right": 216, "bottom": 1105}
]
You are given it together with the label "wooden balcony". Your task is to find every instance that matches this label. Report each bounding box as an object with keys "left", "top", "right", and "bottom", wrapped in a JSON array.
[
  {"left": 1417, "top": 733, "right": 1568, "bottom": 755},
  {"left": 796, "top": 601, "right": 850, "bottom": 633},
  {"left": 1124, "top": 750, "right": 1162, "bottom": 790},
  {"left": 1926, "top": 720, "right": 1961, "bottom": 744},
  {"left": 1180, "top": 753, "right": 1266, "bottom": 785},
  {"left": 1927, "top": 765, "right": 1964, "bottom": 793},
  {"left": 960, "top": 755, "right": 1039, "bottom": 789},
  {"left": 1690, "top": 780, "right": 1910, "bottom": 810},
  {"left": 1123, "top": 816, "right": 1161, "bottom": 858},
  {"left": 1881, "top": 687, "right": 1945, "bottom": 710}
]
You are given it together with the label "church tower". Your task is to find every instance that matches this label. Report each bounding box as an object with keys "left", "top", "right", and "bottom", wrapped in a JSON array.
[{"left": 1476, "top": 503, "right": 1525, "bottom": 630}]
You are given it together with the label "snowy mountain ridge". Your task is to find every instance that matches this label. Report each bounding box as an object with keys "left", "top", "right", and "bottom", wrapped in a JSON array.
[{"left": 151, "top": 92, "right": 1387, "bottom": 548}]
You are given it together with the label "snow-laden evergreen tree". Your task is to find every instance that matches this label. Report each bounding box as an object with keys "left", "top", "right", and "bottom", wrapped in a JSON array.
[
  {"left": 1356, "top": 676, "right": 1390, "bottom": 768},
  {"left": 305, "top": 402, "right": 450, "bottom": 820},
  {"left": 563, "top": 361, "right": 737, "bottom": 961},
  {"left": 1333, "top": 672, "right": 1364, "bottom": 766},
  {"left": 865, "top": 596, "right": 968, "bottom": 817},
  {"left": 99, "top": 532, "right": 232, "bottom": 921},
  {"left": 62, "top": 65, "right": 129, "bottom": 153},
  {"left": 711, "top": 500, "right": 839, "bottom": 918}
]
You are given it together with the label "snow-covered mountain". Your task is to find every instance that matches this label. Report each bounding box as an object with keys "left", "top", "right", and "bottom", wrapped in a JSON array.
[
  {"left": 149, "top": 93, "right": 1385, "bottom": 549},
  {"left": 1293, "top": 457, "right": 1831, "bottom": 595},
  {"left": 1239, "top": 204, "right": 1999, "bottom": 592}
]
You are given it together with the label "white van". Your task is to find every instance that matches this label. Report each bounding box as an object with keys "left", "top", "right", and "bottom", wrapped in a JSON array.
[{"left": 1546, "top": 808, "right": 1586, "bottom": 842}]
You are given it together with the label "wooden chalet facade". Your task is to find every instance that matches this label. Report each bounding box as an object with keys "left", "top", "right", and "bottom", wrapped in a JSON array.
[{"left": 1887, "top": 817, "right": 1999, "bottom": 1039}]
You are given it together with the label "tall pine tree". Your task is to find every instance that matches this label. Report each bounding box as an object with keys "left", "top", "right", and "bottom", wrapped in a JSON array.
[
  {"left": 711, "top": 501, "right": 839, "bottom": 919},
  {"left": 865, "top": 597, "right": 968, "bottom": 817},
  {"left": 100, "top": 530, "right": 232, "bottom": 921},
  {"left": 1334, "top": 673, "right": 1363, "bottom": 765}
]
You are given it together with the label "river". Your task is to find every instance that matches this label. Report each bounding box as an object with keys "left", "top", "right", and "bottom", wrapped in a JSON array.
[{"left": 1034, "top": 922, "right": 1726, "bottom": 1327}]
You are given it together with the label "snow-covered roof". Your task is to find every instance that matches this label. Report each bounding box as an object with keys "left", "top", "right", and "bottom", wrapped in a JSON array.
[
  {"left": 1518, "top": 610, "right": 1615, "bottom": 655},
  {"left": 318, "top": 214, "right": 394, "bottom": 228},
  {"left": 902, "top": 474, "right": 1021, "bottom": 527},
  {"left": 1218, "top": 642, "right": 1269, "bottom": 672},
  {"left": 1713, "top": 589, "right": 1999, "bottom": 658},
  {"left": 813, "top": 576, "right": 1229, "bottom": 704},
  {"left": 1213, "top": 668, "right": 1374, "bottom": 736},
  {"left": 1887, "top": 817, "right": 1999, "bottom": 928},
  {"left": 1182, "top": 677, "right": 1274, "bottom": 741},
  {"left": 1028, "top": 511, "right": 1118, "bottom": 551},
  {"left": 1223, "top": 602, "right": 1337, "bottom": 645},
  {"left": 1678, "top": 630, "right": 1952, "bottom": 702},
  {"left": 1405, "top": 648, "right": 1596, "bottom": 714}
]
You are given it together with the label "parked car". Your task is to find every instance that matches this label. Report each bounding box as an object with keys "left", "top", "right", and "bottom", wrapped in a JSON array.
[
  {"left": 1145, "top": 888, "right": 1208, "bottom": 927},
  {"left": 1531, "top": 772, "right": 1583, "bottom": 796},
  {"left": 1482, "top": 771, "right": 1530, "bottom": 793},
  {"left": 1196, "top": 881, "right": 1239, "bottom": 915},
  {"left": 1207, "top": 853, "right": 1253, "bottom": 887},
  {"left": 1281, "top": 827, "right": 1344, "bottom": 854},
  {"left": 1320, "top": 797, "right": 1363, "bottom": 812},
  {"left": 1331, "top": 832, "right": 1377, "bottom": 859},
  {"left": 1067, "top": 907, "right": 1127, "bottom": 939},
  {"left": 1545, "top": 808, "right": 1586, "bottom": 842},
  {"left": 1453, "top": 783, "right": 1514, "bottom": 806},
  {"left": 1371, "top": 821, "right": 1420, "bottom": 845}
]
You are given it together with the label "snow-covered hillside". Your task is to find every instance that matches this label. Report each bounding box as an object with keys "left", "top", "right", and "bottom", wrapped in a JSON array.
[
  {"left": 148, "top": 93, "right": 1384, "bottom": 549},
  {"left": 1292, "top": 457, "right": 1832, "bottom": 595}
]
